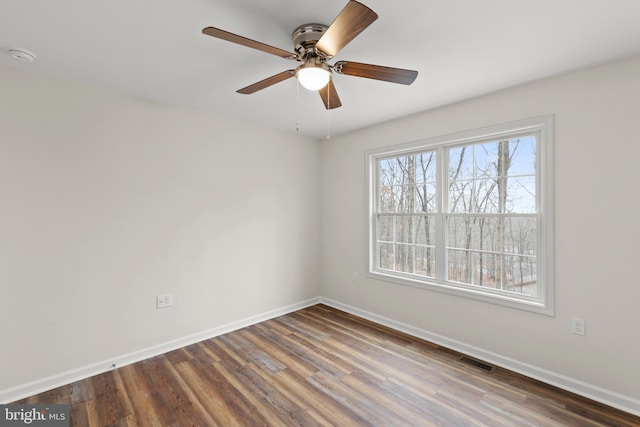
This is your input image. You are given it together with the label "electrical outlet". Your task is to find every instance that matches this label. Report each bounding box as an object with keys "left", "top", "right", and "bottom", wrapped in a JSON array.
[
  {"left": 570, "top": 317, "right": 585, "bottom": 335},
  {"left": 352, "top": 271, "right": 358, "bottom": 281},
  {"left": 157, "top": 294, "right": 172, "bottom": 309}
]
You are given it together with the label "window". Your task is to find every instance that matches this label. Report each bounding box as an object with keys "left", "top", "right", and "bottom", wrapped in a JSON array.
[{"left": 367, "top": 115, "right": 554, "bottom": 314}]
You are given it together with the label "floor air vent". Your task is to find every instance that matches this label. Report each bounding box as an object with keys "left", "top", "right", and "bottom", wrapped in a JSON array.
[{"left": 460, "top": 356, "right": 494, "bottom": 372}]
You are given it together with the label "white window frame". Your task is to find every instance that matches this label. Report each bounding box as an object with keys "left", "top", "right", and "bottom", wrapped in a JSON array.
[{"left": 366, "top": 115, "right": 554, "bottom": 315}]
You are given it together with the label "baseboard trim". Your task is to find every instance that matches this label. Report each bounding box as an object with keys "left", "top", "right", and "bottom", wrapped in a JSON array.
[
  {"left": 318, "top": 297, "right": 640, "bottom": 417},
  {"left": 3, "top": 296, "right": 639, "bottom": 417},
  {"left": 0, "top": 297, "right": 322, "bottom": 404}
]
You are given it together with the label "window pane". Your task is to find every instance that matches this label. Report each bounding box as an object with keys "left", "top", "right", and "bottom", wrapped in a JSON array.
[
  {"left": 379, "top": 157, "right": 409, "bottom": 213},
  {"left": 397, "top": 185, "right": 415, "bottom": 212},
  {"left": 394, "top": 243, "right": 414, "bottom": 274},
  {"left": 448, "top": 216, "right": 537, "bottom": 253},
  {"left": 415, "top": 182, "right": 437, "bottom": 213},
  {"left": 415, "top": 246, "right": 436, "bottom": 278},
  {"left": 503, "top": 254, "right": 537, "bottom": 295},
  {"left": 395, "top": 186, "right": 421, "bottom": 213},
  {"left": 476, "top": 251, "right": 499, "bottom": 288},
  {"left": 447, "top": 249, "right": 473, "bottom": 284},
  {"left": 473, "top": 217, "right": 499, "bottom": 252},
  {"left": 378, "top": 242, "right": 395, "bottom": 270},
  {"left": 446, "top": 214, "right": 538, "bottom": 293},
  {"left": 448, "top": 216, "right": 491, "bottom": 252},
  {"left": 377, "top": 214, "right": 434, "bottom": 276},
  {"left": 508, "top": 136, "right": 536, "bottom": 176},
  {"left": 379, "top": 157, "right": 408, "bottom": 186},
  {"left": 448, "top": 180, "right": 472, "bottom": 213},
  {"left": 394, "top": 156, "right": 412, "bottom": 185},
  {"left": 475, "top": 177, "right": 499, "bottom": 214},
  {"left": 415, "top": 215, "right": 435, "bottom": 246},
  {"left": 377, "top": 215, "right": 394, "bottom": 242},
  {"left": 394, "top": 215, "right": 413, "bottom": 243},
  {"left": 449, "top": 146, "right": 473, "bottom": 181},
  {"left": 502, "top": 216, "right": 537, "bottom": 257},
  {"left": 474, "top": 141, "right": 501, "bottom": 179},
  {"left": 377, "top": 184, "right": 409, "bottom": 213},
  {"left": 506, "top": 176, "right": 536, "bottom": 213},
  {"left": 378, "top": 184, "right": 395, "bottom": 213},
  {"left": 415, "top": 151, "right": 437, "bottom": 184},
  {"left": 447, "top": 216, "right": 469, "bottom": 250}
]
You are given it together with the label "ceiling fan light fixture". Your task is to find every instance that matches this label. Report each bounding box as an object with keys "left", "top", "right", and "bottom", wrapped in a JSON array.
[{"left": 296, "top": 61, "right": 330, "bottom": 91}]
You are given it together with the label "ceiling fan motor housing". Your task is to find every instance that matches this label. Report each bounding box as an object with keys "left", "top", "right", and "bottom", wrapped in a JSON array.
[{"left": 292, "top": 23, "right": 330, "bottom": 60}]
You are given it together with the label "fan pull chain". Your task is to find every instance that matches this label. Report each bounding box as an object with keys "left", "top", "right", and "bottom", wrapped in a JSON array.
[
  {"left": 296, "top": 79, "right": 300, "bottom": 132},
  {"left": 325, "top": 79, "right": 331, "bottom": 140}
]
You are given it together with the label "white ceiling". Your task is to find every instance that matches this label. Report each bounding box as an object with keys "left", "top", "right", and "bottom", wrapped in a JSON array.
[{"left": 2, "top": 0, "right": 640, "bottom": 140}]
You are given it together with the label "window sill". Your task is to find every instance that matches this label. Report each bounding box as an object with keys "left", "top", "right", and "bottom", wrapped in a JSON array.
[{"left": 367, "top": 269, "right": 554, "bottom": 316}]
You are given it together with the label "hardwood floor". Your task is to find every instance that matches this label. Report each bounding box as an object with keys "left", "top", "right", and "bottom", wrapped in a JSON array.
[{"left": 14, "top": 304, "right": 640, "bottom": 426}]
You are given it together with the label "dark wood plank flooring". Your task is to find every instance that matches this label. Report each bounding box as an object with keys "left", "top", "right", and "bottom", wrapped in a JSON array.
[{"left": 14, "top": 304, "right": 640, "bottom": 426}]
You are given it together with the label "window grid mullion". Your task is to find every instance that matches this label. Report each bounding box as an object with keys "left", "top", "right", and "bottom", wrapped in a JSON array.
[{"left": 435, "top": 146, "right": 446, "bottom": 282}]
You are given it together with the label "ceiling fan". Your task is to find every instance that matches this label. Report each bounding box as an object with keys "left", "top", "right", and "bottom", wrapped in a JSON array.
[{"left": 202, "top": 0, "right": 418, "bottom": 110}]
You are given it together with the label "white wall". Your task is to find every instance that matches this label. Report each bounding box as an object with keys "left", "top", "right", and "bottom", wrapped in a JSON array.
[
  {"left": 320, "top": 55, "right": 640, "bottom": 411},
  {"left": 2, "top": 54, "right": 639, "bottom": 414},
  {"left": 0, "top": 65, "right": 320, "bottom": 396}
]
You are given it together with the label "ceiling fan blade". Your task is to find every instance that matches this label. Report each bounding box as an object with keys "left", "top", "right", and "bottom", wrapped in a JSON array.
[
  {"left": 319, "top": 79, "right": 342, "bottom": 109},
  {"left": 334, "top": 61, "right": 418, "bottom": 85},
  {"left": 237, "top": 70, "right": 296, "bottom": 94},
  {"left": 202, "top": 27, "right": 296, "bottom": 59},
  {"left": 315, "top": 1, "right": 378, "bottom": 58}
]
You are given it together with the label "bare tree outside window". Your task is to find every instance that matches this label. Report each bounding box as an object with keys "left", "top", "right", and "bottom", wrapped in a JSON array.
[
  {"left": 369, "top": 115, "right": 553, "bottom": 314},
  {"left": 446, "top": 137, "right": 537, "bottom": 296},
  {"left": 375, "top": 135, "right": 537, "bottom": 297},
  {"left": 377, "top": 152, "right": 437, "bottom": 278}
]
